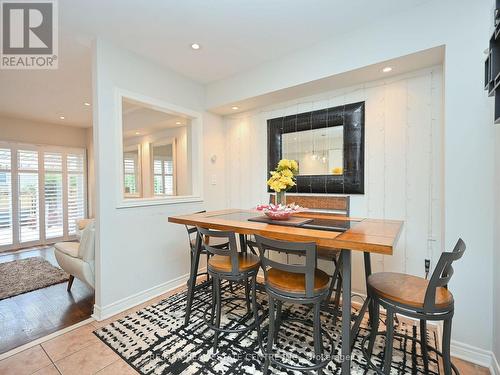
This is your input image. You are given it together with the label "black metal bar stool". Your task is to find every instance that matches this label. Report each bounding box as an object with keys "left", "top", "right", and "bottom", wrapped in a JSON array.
[
  {"left": 362, "top": 238, "right": 466, "bottom": 375},
  {"left": 185, "top": 219, "right": 230, "bottom": 282},
  {"left": 270, "top": 194, "right": 348, "bottom": 318},
  {"left": 255, "top": 235, "right": 336, "bottom": 375},
  {"left": 183, "top": 212, "right": 229, "bottom": 326},
  {"left": 317, "top": 247, "right": 343, "bottom": 313},
  {"left": 198, "top": 226, "right": 261, "bottom": 353}
]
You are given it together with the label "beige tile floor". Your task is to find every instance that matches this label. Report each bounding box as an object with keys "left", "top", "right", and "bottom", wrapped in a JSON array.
[{"left": 0, "top": 284, "right": 491, "bottom": 375}]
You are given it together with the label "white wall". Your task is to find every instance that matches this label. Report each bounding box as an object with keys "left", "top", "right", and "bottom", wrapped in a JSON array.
[
  {"left": 202, "top": 112, "right": 227, "bottom": 211},
  {"left": 92, "top": 39, "right": 226, "bottom": 316},
  {"left": 0, "top": 115, "right": 89, "bottom": 148},
  {"left": 494, "top": 125, "right": 500, "bottom": 369},
  {"left": 224, "top": 66, "right": 443, "bottom": 294},
  {"left": 208, "top": 0, "right": 495, "bottom": 358}
]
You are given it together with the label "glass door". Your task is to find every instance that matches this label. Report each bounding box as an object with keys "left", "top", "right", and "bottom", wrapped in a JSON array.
[
  {"left": 17, "top": 149, "right": 40, "bottom": 245},
  {"left": 0, "top": 143, "right": 87, "bottom": 252},
  {"left": 0, "top": 148, "right": 13, "bottom": 247},
  {"left": 44, "top": 152, "right": 64, "bottom": 239}
]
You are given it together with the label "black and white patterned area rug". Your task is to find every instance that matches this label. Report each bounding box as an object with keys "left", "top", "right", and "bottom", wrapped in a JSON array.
[{"left": 94, "top": 282, "right": 442, "bottom": 374}]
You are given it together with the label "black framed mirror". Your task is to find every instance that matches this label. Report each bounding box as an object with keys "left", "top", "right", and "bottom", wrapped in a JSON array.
[{"left": 267, "top": 101, "right": 364, "bottom": 194}]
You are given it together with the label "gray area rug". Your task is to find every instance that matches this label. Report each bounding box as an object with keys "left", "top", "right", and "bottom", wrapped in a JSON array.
[
  {"left": 0, "top": 257, "right": 69, "bottom": 300},
  {"left": 95, "top": 282, "right": 441, "bottom": 374}
]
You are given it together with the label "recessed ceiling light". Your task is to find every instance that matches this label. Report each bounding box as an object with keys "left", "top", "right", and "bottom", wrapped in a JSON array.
[
  {"left": 176, "top": 121, "right": 181, "bottom": 125},
  {"left": 191, "top": 43, "right": 201, "bottom": 50},
  {"left": 84, "top": 102, "right": 90, "bottom": 106},
  {"left": 59, "top": 116, "right": 65, "bottom": 120},
  {"left": 135, "top": 131, "right": 141, "bottom": 135},
  {"left": 231, "top": 106, "right": 239, "bottom": 110},
  {"left": 382, "top": 67, "right": 393, "bottom": 73}
]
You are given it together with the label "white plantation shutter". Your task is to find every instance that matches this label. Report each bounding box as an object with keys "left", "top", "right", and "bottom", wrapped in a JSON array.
[
  {"left": 124, "top": 158, "right": 135, "bottom": 174},
  {"left": 153, "top": 159, "right": 163, "bottom": 194},
  {"left": 164, "top": 160, "right": 174, "bottom": 195},
  {"left": 44, "top": 152, "right": 62, "bottom": 170},
  {"left": 44, "top": 152, "right": 63, "bottom": 239},
  {"left": 18, "top": 150, "right": 40, "bottom": 243},
  {"left": 67, "top": 153, "right": 84, "bottom": 173},
  {"left": 0, "top": 144, "right": 86, "bottom": 250},
  {"left": 0, "top": 149, "right": 11, "bottom": 169},
  {"left": 164, "top": 175, "right": 174, "bottom": 195},
  {"left": 153, "top": 159, "right": 162, "bottom": 175},
  {"left": 67, "top": 153, "right": 85, "bottom": 235},
  {"left": 153, "top": 158, "right": 175, "bottom": 195},
  {"left": 18, "top": 149, "right": 38, "bottom": 169},
  {"left": 0, "top": 149, "right": 13, "bottom": 246},
  {"left": 123, "top": 154, "right": 138, "bottom": 194}
]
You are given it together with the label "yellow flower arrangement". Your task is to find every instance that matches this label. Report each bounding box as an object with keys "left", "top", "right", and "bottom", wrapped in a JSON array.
[
  {"left": 267, "top": 159, "right": 298, "bottom": 193},
  {"left": 331, "top": 166, "right": 343, "bottom": 175},
  {"left": 277, "top": 159, "right": 299, "bottom": 174}
]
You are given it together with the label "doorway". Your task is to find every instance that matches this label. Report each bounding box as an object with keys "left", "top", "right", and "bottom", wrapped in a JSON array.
[{"left": 0, "top": 143, "right": 86, "bottom": 252}]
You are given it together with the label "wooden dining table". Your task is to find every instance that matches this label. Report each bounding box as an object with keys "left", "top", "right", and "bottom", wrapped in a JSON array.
[{"left": 168, "top": 209, "right": 403, "bottom": 375}]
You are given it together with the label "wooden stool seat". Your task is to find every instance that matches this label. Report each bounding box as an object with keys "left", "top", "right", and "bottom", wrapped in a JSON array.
[
  {"left": 368, "top": 272, "right": 454, "bottom": 309},
  {"left": 316, "top": 246, "right": 340, "bottom": 260},
  {"left": 208, "top": 253, "right": 260, "bottom": 273},
  {"left": 267, "top": 268, "right": 330, "bottom": 294}
]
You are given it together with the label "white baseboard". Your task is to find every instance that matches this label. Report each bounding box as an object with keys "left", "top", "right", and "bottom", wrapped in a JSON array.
[
  {"left": 92, "top": 271, "right": 191, "bottom": 321},
  {"left": 491, "top": 352, "right": 500, "bottom": 375},
  {"left": 451, "top": 339, "right": 497, "bottom": 371}
]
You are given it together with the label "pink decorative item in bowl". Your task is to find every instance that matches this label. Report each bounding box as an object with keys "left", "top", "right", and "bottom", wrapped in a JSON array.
[{"left": 256, "top": 203, "right": 305, "bottom": 221}]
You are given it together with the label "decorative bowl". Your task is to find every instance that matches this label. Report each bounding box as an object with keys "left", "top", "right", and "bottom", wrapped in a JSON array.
[{"left": 256, "top": 203, "right": 304, "bottom": 221}]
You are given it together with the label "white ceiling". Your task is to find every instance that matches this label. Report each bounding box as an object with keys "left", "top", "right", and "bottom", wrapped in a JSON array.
[
  {"left": 61, "top": 0, "right": 431, "bottom": 84},
  {"left": 214, "top": 46, "right": 444, "bottom": 115},
  {"left": 0, "top": 0, "right": 432, "bottom": 128},
  {"left": 0, "top": 33, "right": 93, "bottom": 127},
  {"left": 122, "top": 100, "right": 188, "bottom": 139}
]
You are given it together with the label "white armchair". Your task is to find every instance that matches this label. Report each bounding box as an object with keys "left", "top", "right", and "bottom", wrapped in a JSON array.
[{"left": 54, "top": 219, "right": 95, "bottom": 291}]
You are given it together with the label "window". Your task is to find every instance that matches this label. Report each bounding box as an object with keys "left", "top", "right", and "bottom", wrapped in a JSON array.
[
  {"left": 124, "top": 156, "right": 138, "bottom": 194},
  {"left": 0, "top": 143, "right": 86, "bottom": 251},
  {"left": 153, "top": 142, "right": 175, "bottom": 196},
  {"left": 18, "top": 150, "right": 40, "bottom": 244},
  {"left": 120, "top": 95, "right": 198, "bottom": 206},
  {"left": 123, "top": 146, "right": 141, "bottom": 196},
  {"left": 67, "top": 153, "right": 85, "bottom": 235},
  {"left": 0, "top": 149, "right": 12, "bottom": 246},
  {"left": 44, "top": 152, "right": 63, "bottom": 239}
]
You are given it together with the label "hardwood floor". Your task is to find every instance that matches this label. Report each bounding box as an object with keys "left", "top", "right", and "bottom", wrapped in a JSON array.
[
  {"left": 453, "top": 357, "right": 491, "bottom": 374},
  {"left": 0, "top": 246, "right": 94, "bottom": 354}
]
